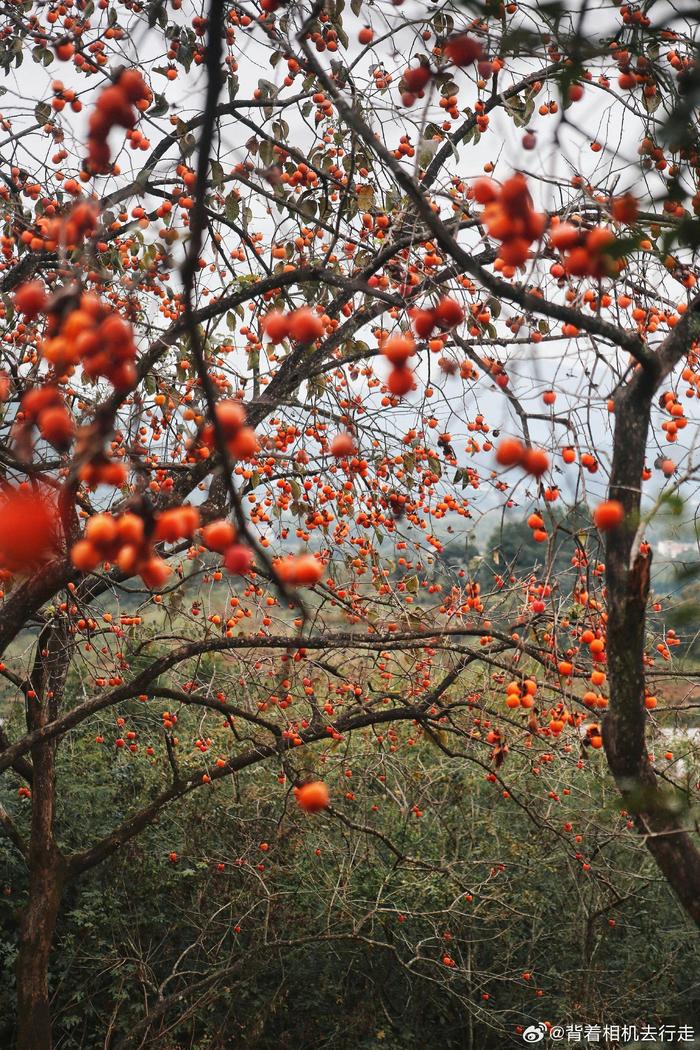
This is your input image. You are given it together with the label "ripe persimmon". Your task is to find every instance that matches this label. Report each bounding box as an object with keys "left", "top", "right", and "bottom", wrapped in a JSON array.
[
  {"left": 216, "top": 400, "right": 246, "bottom": 434},
  {"left": 224, "top": 544, "right": 254, "bottom": 575},
  {"left": 15, "top": 281, "right": 48, "bottom": 318},
  {"left": 85, "top": 513, "right": 119, "bottom": 549},
  {"left": 593, "top": 500, "right": 624, "bottom": 531},
  {"left": 71, "top": 540, "right": 102, "bottom": 572},
  {"left": 294, "top": 781, "right": 329, "bottom": 812},
  {"left": 382, "top": 334, "right": 415, "bottom": 365},
  {"left": 262, "top": 311, "right": 289, "bottom": 343},
  {"left": 386, "top": 367, "right": 414, "bottom": 395},
  {"left": 412, "top": 309, "right": 436, "bottom": 338},
  {"left": 288, "top": 308, "right": 324, "bottom": 343},
  {"left": 139, "top": 557, "right": 171, "bottom": 590},
  {"left": 0, "top": 490, "right": 56, "bottom": 572},
  {"left": 276, "top": 553, "right": 324, "bottom": 586},
  {"left": 495, "top": 437, "right": 525, "bottom": 467},
  {"left": 202, "top": 520, "right": 236, "bottom": 552},
  {"left": 331, "top": 432, "right": 355, "bottom": 457},
  {"left": 434, "top": 297, "right": 465, "bottom": 329},
  {"left": 521, "top": 448, "right": 550, "bottom": 477},
  {"left": 403, "top": 66, "right": 431, "bottom": 93},
  {"left": 444, "top": 33, "right": 482, "bottom": 66}
]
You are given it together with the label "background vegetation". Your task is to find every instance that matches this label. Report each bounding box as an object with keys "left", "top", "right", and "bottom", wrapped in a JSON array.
[{"left": 2, "top": 666, "right": 699, "bottom": 1049}]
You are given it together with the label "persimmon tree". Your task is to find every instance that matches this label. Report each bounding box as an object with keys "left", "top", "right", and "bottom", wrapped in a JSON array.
[{"left": 0, "top": 0, "right": 699, "bottom": 1046}]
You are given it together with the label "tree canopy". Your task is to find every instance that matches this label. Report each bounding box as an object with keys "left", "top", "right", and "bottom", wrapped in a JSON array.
[{"left": 0, "top": 0, "right": 700, "bottom": 1046}]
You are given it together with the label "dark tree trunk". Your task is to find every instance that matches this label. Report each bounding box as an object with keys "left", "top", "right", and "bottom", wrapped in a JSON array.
[
  {"left": 15, "top": 619, "right": 72, "bottom": 1050},
  {"left": 604, "top": 302, "right": 700, "bottom": 929},
  {"left": 15, "top": 737, "right": 65, "bottom": 1050}
]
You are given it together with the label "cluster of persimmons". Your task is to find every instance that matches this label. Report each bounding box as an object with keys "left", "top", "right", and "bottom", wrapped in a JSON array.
[{"left": 87, "top": 68, "right": 151, "bottom": 173}]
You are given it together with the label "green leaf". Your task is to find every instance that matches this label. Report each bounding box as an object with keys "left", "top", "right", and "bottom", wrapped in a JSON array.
[
  {"left": 642, "top": 90, "right": 661, "bottom": 115},
  {"left": 225, "top": 193, "right": 240, "bottom": 221},
  {"left": 660, "top": 492, "right": 684, "bottom": 517},
  {"left": 259, "top": 140, "right": 274, "bottom": 167},
  {"left": 150, "top": 93, "right": 169, "bottom": 118},
  {"left": 210, "top": 159, "right": 224, "bottom": 189},
  {"left": 34, "top": 100, "right": 51, "bottom": 124},
  {"left": 357, "top": 184, "right": 374, "bottom": 210},
  {"left": 257, "top": 79, "right": 278, "bottom": 99}
]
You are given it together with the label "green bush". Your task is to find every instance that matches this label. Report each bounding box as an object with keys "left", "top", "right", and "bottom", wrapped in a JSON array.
[{"left": 2, "top": 702, "right": 698, "bottom": 1049}]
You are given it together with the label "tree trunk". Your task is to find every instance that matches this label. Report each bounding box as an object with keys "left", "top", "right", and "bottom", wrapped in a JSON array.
[
  {"left": 604, "top": 305, "right": 700, "bottom": 929},
  {"left": 14, "top": 618, "right": 73, "bottom": 1049},
  {"left": 15, "top": 734, "right": 65, "bottom": 1050}
]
